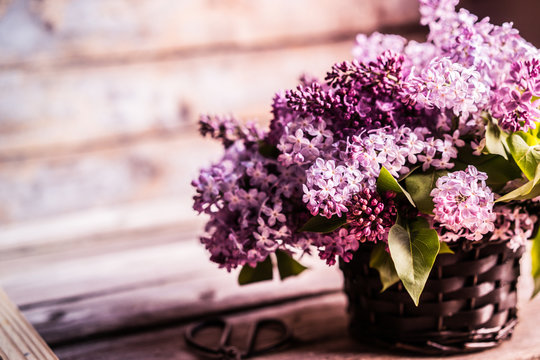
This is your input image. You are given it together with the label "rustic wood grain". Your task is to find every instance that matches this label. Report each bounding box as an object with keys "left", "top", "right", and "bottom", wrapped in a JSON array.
[
  {"left": 0, "top": 42, "right": 357, "bottom": 159},
  {"left": 0, "top": 198, "right": 206, "bottom": 254},
  {"left": 0, "top": 226, "right": 341, "bottom": 344},
  {"left": 0, "top": 287, "right": 58, "bottom": 360},
  {"left": 51, "top": 292, "right": 540, "bottom": 360},
  {"left": 0, "top": 133, "right": 220, "bottom": 228},
  {"left": 0, "top": 0, "right": 419, "bottom": 68}
]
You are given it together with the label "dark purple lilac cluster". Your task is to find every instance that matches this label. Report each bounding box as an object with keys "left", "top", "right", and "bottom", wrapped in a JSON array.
[{"left": 193, "top": 0, "right": 539, "bottom": 271}]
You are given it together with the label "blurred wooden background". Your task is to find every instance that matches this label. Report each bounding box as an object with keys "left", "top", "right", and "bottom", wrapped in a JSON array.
[
  {"left": 0, "top": 0, "right": 424, "bottom": 250},
  {"left": 0, "top": 0, "right": 539, "bottom": 250},
  {"left": 0, "top": 0, "right": 539, "bottom": 251},
  {"left": 0, "top": 1, "right": 539, "bottom": 358}
]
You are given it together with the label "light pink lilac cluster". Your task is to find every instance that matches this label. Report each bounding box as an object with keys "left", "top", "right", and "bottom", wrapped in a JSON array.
[
  {"left": 193, "top": 0, "right": 539, "bottom": 271},
  {"left": 431, "top": 166, "right": 496, "bottom": 242},
  {"left": 491, "top": 206, "right": 538, "bottom": 251},
  {"left": 408, "top": 57, "right": 490, "bottom": 121}
]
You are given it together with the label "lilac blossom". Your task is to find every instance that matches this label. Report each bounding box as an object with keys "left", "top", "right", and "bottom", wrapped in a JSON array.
[
  {"left": 491, "top": 59, "right": 540, "bottom": 132},
  {"left": 408, "top": 57, "right": 490, "bottom": 120},
  {"left": 352, "top": 32, "right": 407, "bottom": 63},
  {"left": 194, "top": 0, "right": 540, "bottom": 272},
  {"left": 491, "top": 206, "right": 537, "bottom": 251},
  {"left": 431, "top": 166, "right": 496, "bottom": 241}
]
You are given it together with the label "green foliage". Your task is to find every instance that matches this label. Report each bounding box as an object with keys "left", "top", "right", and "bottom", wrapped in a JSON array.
[
  {"left": 497, "top": 163, "right": 540, "bottom": 202},
  {"left": 485, "top": 119, "right": 509, "bottom": 160},
  {"left": 388, "top": 218, "right": 440, "bottom": 306},
  {"left": 438, "top": 242, "right": 454, "bottom": 255},
  {"left": 275, "top": 250, "right": 308, "bottom": 280},
  {"left": 299, "top": 214, "right": 347, "bottom": 233},
  {"left": 456, "top": 145, "right": 521, "bottom": 191},
  {"left": 369, "top": 243, "right": 400, "bottom": 292},
  {"left": 376, "top": 166, "right": 415, "bottom": 207},
  {"left": 238, "top": 256, "right": 273, "bottom": 285},
  {"left": 532, "top": 226, "right": 540, "bottom": 299},
  {"left": 404, "top": 171, "right": 447, "bottom": 215},
  {"left": 507, "top": 134, "right": 540, "bottom": 181}
]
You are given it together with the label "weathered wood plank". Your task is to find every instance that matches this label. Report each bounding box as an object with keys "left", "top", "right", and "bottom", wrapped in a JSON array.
[
  {"left": 0, "top": 0, "right": 420, "bottom": 68},
  {"left": 51, "top": 292, "right": 540, "bottom": 360},
  {"left": 0, "top": 287, "right": 58, "bottom": 360},
  {"left": 0, "top": 42, "right": 356, "bottom": 159},
  {"left": 51, "top": 293, "right": 349, "bottom": 360},
  {"left": 0, "top": 198, "right": 206, "bottom": 254},
  {"left": 1, "top": 239, "right": 223, "bottom": 306},
  {"left": 0, "top": 133, "right": 220, "bottom": 227},
  {"left": 0, "top": 227, "right": 341, "bottom": 343},
  {"left": 23, "top": 259, "right": 340, "bottom": 345}
]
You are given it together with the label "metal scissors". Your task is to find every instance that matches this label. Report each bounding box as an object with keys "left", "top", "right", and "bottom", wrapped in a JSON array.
[{"left": 184, "top": 317, "right": 292, "bottom": 359}]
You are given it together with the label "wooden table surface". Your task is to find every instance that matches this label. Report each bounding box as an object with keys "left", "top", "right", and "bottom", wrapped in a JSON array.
[{"left": 1, "top": 223, "right": 540, "bottom": 360}]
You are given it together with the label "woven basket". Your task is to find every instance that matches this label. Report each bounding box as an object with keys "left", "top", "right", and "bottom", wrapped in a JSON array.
[{"left": 340, "top": 240, "right": 524, "bottom": 355}]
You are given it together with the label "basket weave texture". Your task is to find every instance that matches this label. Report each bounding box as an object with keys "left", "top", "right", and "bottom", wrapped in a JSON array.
[{"left": 340, "top": 241, "right": 524, "bottom": 355}]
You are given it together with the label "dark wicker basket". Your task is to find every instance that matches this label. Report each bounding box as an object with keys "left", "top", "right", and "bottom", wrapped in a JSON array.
[{"left": 340, "top": 241, "right": 525, "bottom": 355}]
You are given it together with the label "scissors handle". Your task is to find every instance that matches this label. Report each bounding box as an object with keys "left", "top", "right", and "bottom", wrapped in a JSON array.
[
  {"left": 245, "top": 318, "right": 292, "bottom": 357},
  {"left": 185, "top": 317, "right": 291, "bottom": 359},
  {"left": 185, "top": 318, "right": 238, "bottom": 358}
]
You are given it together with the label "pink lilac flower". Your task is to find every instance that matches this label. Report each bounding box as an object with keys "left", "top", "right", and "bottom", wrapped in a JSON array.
[
  {"left": 491, "top": 59, "right": 540, "bottom": 132},
  {"left": 194, "top": 0, "right": 540, "bottom": 271},
  {"left": 408, "top": 57, "right": 490, "bottom": 120},
  {"left": 303, "top": 158, "right": 361, "bottom": 218},
  {"left": 352, "top": 32, "right": 407, "bottom": 63},
  {"left": 313, "top": 228, "right": 360, "bottom": 266},
  {"left": 491, "top": 206, "right": 537, "bottom": 251},
  {"left": 431, "top": 166, "right": 496, "bottom": 241}
]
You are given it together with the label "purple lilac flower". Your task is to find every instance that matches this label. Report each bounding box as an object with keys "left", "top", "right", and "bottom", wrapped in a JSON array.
[
  {"left": 303, "top": 158, "right": 362, "bottom": 218},
  {"left": 419, "top": 0, "right": 459, "bottom": 26},
  {"left": 193, "top": 117, "right": 315, "bottom": 270},
  {"left": 491, "top": 206, "right": 537, "bottom": 251},
  {"left": 352, "top": 32, "right": 407, "bottom": 63},
  {"left": 408, "top": 57, "right": 490, "bottom": 121},
  {"left": 347, "top": 189, "right": 397, "bottom": 244},
  {"left": 199, "top": 114, "right": 264, "bottom": 148},
  {"left": 194, "top": 0, "right": 540, "bottom": 271},
  {"left": 431, "top": 166, "right": 496, "bottom": 241},
  {"left": 491, "top": 59, "right": 540, "bottom": 132}
]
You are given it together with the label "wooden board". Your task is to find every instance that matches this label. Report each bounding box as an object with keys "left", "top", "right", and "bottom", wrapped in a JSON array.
[
  {"left": 0, "top": 42, "right": 357, "bottom": 159},
  {"left": 0, "top": 225, "right": 342, "bottom": 344},
  {"left": 0, "top": 287, "right": 58, "bottom": 360},
  {"left": 0, "top": 133, "right": 221, "bottom": 226},
  {"left": 0, "top": 0, "right": 419, "bottom": 68},
  {"left": 51, "top": 292, "right": 540, "bottom": 360}
]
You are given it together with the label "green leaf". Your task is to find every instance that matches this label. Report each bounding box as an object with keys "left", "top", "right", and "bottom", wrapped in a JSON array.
[
  {"left": 258, "top": 140, "right": 280, "bottom": 159},
  {"left": 455, "top": 146, "right": 521, "bottom": 191},
  {"left": 238, "top": 256, "right": 273, "bottom": 285},
  {"left": 387, "top": 219, "right": 440, "bottom": 306},
  {"left": 376, "top": 166, "right": 416, "bottom": 207},
  {"left": 476, "top": 155, "right": 523, "bottom": 191},
  {"left": 516, "top": 129, "right": 540, "bottom": 147},
  {"left": 404, "top": 171, "right": 447, "bottom": 215},
  {"left": 532, "top": 226, "right": 540, "bottom": 298},
  {"left": 438, "top": 242, "right": 454, "bottom": 255},
  {"left": 369, "top": 243, "right": 400, "bottom": 292},
  {"left": 507, "top": 134, "right": 540, "bottom": 180},
  {"left": 485, "top": 120, "right": 509, "bottom": 160},
  {"left": 496, "top": 163, "right": 540, "bottom": 202},
  {"left": 275, "top": 250, "right": 308, "bottom": 280},
  {"left": 299, "top": 214, "right": 347, "bottom": 233}
]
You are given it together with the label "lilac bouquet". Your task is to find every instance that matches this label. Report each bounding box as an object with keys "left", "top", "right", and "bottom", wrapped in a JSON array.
[{"left": 193, "top": 0, "right": 540, "bottom": 304}]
